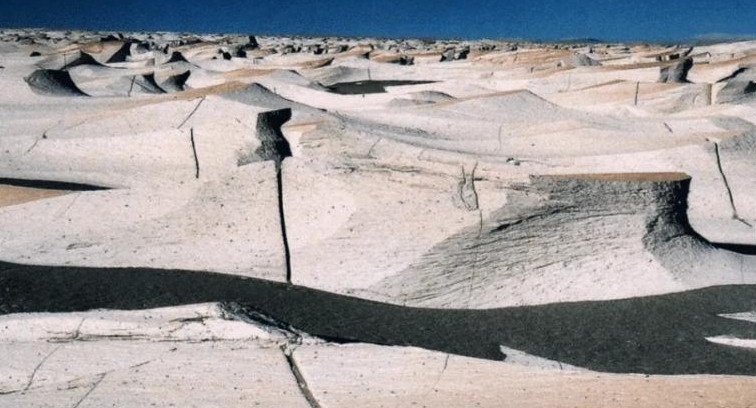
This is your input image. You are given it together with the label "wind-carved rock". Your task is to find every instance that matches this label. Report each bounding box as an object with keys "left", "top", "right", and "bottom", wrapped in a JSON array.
[
  {"left": 371, "top": 173, "right": 756, "bottom": 308},
  {"left": 716, "top": 66, "right": 756, "bottom": 103},
  {"left": 659, "top": 57, "right": 693, "bottom": 83},
  {"left": 25, "top": 69, "right": 88, "bottom": 96},
  {"left": 237, "top": 108, "right": 293, "bottom": 167},
  {"left": 236, "top": 108, "right": 294, "bottom": 283}
]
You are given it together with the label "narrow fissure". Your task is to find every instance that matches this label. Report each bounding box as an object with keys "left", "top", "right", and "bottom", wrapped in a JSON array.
[
  {"left": 177, "top": 96, "right": 206, "bottom": 130},
  {"left": 254, "top": 109, "right": 294, "bottom": 284},
  {"left": 189, "top": 128, "right": 200, "bottom": 179},
  {"left": 24, "top": 344, "right": 62, "bottom": 392},
  {"left": 127, "top": 75, "right": 135, "bottom": 97},
  {"left": 282, "top": 346, "right": 323, "bottom": 408},
  {"left": 71, "top": 373, "right": 106, "bottom": 408},
  {"left": 277, "top": 163, "right": 293, "bottom": 283},
  {"left": 713, "top": 142, "right": 753, "bottom": 228}
]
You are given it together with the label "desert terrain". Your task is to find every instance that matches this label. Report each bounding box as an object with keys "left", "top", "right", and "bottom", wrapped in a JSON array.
[{"left": 0, "top": 28, "right": 756, "bottom": 407}]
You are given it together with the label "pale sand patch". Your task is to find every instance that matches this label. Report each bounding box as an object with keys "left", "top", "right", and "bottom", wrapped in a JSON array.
[{"left": 0, "top": 185, "right": 69, "bottom": 208}]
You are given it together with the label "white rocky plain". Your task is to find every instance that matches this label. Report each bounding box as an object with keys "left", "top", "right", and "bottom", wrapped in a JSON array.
[{"left": 0, "top": 28, "right": 756, "bottom": 406}]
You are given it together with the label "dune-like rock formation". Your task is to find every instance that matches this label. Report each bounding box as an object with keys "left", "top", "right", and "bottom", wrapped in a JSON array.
[
  {"left": 304, "top": 173, "right": 754, "bottom": 308},
  {"left": 3, "top": 28, "right": 756, "bottom": 407},
  {"left": 24, "top": 69, "right": 88, "bottom": 96}
]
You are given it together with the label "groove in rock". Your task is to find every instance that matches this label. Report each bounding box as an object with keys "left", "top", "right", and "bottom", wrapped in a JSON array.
[
  {"left": 254, "top": 109, "right": 294, "bottom": 283},
  {"left": 282, "top": 346, "right": 323, "bottom": 408},
  {"left": 177, "top": 96, "right": 206, "bottom": 130},
  {"left": 713, "top": 142, "right": 753, "bottom": 228},
  {"left": 277, "top": 167, "right": 293, "bottom": 283},
  {"left": 24, "top": 344, "right": 61, "bottom": 392},
  {"left": 127, "top": 75, "right": 135, "bottom": 97},
  {"left": 189, "top": 128, "right": 200, "bottom": 179},
  {"left": 71, "top": 373, "right": 106, "bottom": 408}
]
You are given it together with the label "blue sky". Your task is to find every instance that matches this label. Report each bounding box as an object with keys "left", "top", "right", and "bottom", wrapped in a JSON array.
[{"left": 1, "top": 0, "right": 755, "bottom": 42}]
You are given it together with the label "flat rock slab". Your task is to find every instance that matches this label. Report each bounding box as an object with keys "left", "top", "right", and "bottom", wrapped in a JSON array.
[
  {"left": 294, "top": 343, "right": 756, "bottom": 408},
  {"left": 0, "top": 342, "right": 311, "bottom": 408},
  {"left": 0, "top": 162, "right": 287, "bottom": 280}
]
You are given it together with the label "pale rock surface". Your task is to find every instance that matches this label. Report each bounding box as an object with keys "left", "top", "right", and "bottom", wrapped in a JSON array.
[
  {"left": 2, "top": 30, "right": 756, "bottom": 406},
  {"left": 293, "top": 343, "right": 756, "bottom": 408},
  {"left": 0, "top": 304, "right": 326, "bottom": 407}
]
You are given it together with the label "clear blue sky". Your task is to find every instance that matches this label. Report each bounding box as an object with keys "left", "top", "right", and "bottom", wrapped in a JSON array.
[{"left": 1, "top": 0, "right": 755, "bottom": 42}]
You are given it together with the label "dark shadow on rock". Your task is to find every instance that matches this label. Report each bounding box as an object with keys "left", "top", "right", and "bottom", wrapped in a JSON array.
[
  {"left": 24, "top": 69, "right": 88, "bottom": 96},
  {"left": 326, "top": 80, "right": 436, "bottom": 95},
  {"left": 1, "top": 261, "right": 755, "bottom": 375}
]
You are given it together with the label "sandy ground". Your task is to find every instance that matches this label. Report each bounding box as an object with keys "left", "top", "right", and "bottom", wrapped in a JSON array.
[{"left": 0, "top": 185, "right": 69, "bottom": 207}]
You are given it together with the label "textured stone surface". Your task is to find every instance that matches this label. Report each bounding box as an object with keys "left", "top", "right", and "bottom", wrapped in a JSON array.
[{"left": 2, "top": 29, "right": 756, "bottom": 407}]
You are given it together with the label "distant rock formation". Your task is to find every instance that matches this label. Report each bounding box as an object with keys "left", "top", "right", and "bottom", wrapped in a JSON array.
[
  {"left": 716, "top": 65, "right": 756, "bottom": 103},
  {"left": 570, "top": 53, "right": 600, "bottom": 67},
  {"left": 24, "top": 69, "right": 88, "bottom": 96},
  {"left": 659, "top": 57, "right": 693, "bottom": 83}
]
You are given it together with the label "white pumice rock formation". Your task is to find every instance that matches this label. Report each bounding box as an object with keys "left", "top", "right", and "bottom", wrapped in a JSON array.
[{"left": 2, "top": 28, "right": 756, "bottom": 406}]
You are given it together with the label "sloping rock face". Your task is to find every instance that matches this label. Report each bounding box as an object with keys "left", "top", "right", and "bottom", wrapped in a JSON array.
[
  {"left": 717, "top": 78, "right": 756, "bottom": 103},
  {"left": 570, "top": 53, "right": 600, "bottom": 67},
  {"left": 370, "top": 173, "right": 755, "bottom": 308},
  {"left": 714, "top": 65, "right": 756, "bottom": 103},
  {"left": 25, "top": 69, "right": 88, "bottom": 96}
]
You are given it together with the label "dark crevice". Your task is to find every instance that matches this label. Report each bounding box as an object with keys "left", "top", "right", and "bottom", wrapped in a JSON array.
[
  {"left": 0, "top": 178, "right": 108, "bottom": 191},
  {"left": 253, "top": 109, "right": 294, "bottom": 283},
  {"left": 189, "top": 128, "right": 200, "bottom": 179},
  {"left": 277, "top": 168, "right": 293, "bottom": 283},
  {"left": 713, "top": 142, "right": 753, "bottom": 228},
  {"left": 282, "top": 347, "right": 324, "bottom": 408},
  {"left": 176, "top": 96, "right": 206, "bottom": 130},
  {"left": 127, "top": 75, "right": 135, "bottom": 97},
  {"left": 326, "top": 80, "right": 436, "bottom": 95}
]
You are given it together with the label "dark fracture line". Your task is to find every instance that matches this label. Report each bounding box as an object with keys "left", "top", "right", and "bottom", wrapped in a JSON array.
[
  {"left": 277, "top": 161, "right": 292, "bottom": 283},
  {"left": 189, "top": 128, "right": 200, "bottom": 179},
  {"left": 713, "top": 142, "right": 753, "bottom": 228},
  {"left": 177, "top": 96, "right": 206, "bottom": 130},
  {"left": 282, "top": 346, "right": 323, "bottom": 408},
  {"left": 71, "top": 373, "right": 106, "bottom": 408},
  {"left": 24, "top": 344, "right": 62, "bottom": 392},
  {"left": 127, "top": 75, "right": 135, "bottom": 97}
]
